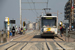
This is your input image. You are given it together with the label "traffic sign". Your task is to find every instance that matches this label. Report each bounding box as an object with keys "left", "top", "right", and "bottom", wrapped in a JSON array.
[
  {"left": 5, "top": 17, "right": 8, "bottom": 22},
  {"left": 63, "top": 20, "right": 69, "bottom": 23}
]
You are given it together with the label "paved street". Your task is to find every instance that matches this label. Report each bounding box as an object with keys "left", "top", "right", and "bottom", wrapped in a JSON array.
[{"left": 0, "top": 30, "right": 75, "bottom": 50}]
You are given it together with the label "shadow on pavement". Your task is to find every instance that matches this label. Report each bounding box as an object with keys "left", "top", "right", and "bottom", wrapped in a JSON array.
[{"left": 33, "top": 35, "right": 55, "bottom": 39}]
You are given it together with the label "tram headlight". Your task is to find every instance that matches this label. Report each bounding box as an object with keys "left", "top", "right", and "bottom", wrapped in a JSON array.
[{"left": 51, "top": 31, "right": 54, "bottom": 33}]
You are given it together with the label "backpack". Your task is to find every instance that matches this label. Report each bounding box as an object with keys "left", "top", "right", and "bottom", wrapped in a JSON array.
[
  {"left": 21, "top": 30, "right": 23, "bottom": 32},
  {"left": 60, "top": 27, "right": 64, "bottom": 31},
  {"left": 60, "top": 27, "right": 62, "bottom": 30}
]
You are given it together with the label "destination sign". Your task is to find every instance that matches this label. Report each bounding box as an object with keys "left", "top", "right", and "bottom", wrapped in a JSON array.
[{"left": 46, "top": 17, "right": 53, "bottom": 19}]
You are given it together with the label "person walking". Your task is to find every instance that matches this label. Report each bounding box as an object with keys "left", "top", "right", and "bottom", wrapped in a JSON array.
[
  {"left": 12, "top": 26, "right": 15, "bottom": 36},
  {"left": 9, "top": 31, "right": 12, "bottom": 38},
  {"left": 60, "top": 26, "right": 64, "bottom": 37}
]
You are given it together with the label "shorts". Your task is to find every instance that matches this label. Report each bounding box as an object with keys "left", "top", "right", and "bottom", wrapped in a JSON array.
[
  {"left": 60, "top": 31, "right": 63, "bottom": 34},
  {"left": 1, "top": 34, "right": 3, "bottom": 37}
]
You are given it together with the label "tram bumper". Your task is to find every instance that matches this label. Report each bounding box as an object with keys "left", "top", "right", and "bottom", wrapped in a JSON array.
[{"left": 41, "top": 32, "right": 57, "bottom": 37}]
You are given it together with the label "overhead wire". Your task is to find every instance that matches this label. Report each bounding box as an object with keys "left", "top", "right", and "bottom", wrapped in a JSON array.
[
  {"left": 47, "top": 0, "right": 49, "bottom": 8},
  {"left": 27, "top": 0, "right": 38, "bottom": 17},
  {"left": 45, "top": 0, "right": 50, "bottom": 13},
  {"left": 31, "top": 0, "right": 39, "bottom": 17}
]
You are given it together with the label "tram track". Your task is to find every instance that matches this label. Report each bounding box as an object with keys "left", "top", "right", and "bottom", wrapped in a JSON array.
[
  {"left": 6, "top": 36, "right": 65, "bottom": 50},
  {"left": 0, "top": 30, "right": 68, "bottom": 50},
  {"left": 45, "top": 38, "right": 50, "bottom": 50},
  {"left": 3, "top": 31, "right": 37, "bottom": 50},
  {"left": 0, "top": 31, "right": 35, "bottom": 50},
  {"left": 53, "top": 39, "right": 65, "bottom": 50},
  {"left": 20, "top": 37, "right": 33, "bottom": 50},
  {"left": 5, "top": 43, "right": 17, "bottom": 50},
  {"left": 20, "top": 31, "right": 39, "bottom": 50}
]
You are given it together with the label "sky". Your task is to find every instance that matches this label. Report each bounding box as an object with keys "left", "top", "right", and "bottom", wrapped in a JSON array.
[{"left": 0, "top": 0, "right": 68, "bottom": 30}]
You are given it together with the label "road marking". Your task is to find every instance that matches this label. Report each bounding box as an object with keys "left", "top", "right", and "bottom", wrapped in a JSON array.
[
  {"left": 47, "top": 42, "right": 53, "bottom": 50},
  {"left": 10, "top": 31, "right": 34, "bottom": 42},
  {"left": 44, "top": 42, "right": 48, "bottom": 50},
  {"left": 54, "top": 42, "right": 63, "bottom": 50},
  {"left": 58, "top": 42, "right": 74, "bottom": 50},
  {"left": 22, "top": 43, "right": 37, "bottom": 50}
]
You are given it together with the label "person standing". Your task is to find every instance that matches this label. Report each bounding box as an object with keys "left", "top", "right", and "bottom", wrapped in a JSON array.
[
  {"left": 18, "top": 27, "right": 21, "bottom": 34},
  {"left": 15, "top": 28, "right": 18, "bottom": 35},
  {"left": 21, "top": 27, "right": 23, "bottom": 35},
  {"left": 9, "top": 31, "right": 12, "bottom": 38},
  {"left": 1, "top": 30, "right": 4, "bottom": 38},
  {"left": 12, "top": 26, "right": 15, "bottom": 36},
  {"left": 60, "top": 26, "right": 64, "bottom": 37}
]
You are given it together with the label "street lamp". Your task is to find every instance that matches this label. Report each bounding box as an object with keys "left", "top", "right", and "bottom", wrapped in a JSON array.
[
  {"left": 20, "top": 0, "right": 22, "bottom": 28},
  {"left": 57, "top": 11, "right": 62, "bottom": 31}
]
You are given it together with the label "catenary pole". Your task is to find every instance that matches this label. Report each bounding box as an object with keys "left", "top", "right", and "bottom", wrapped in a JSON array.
[{"left": 20, "top": 0, "right": 22, "bottom": 28}]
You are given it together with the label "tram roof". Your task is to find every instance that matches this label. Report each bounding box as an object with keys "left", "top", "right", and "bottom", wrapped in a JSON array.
[{"left": 42, "top": 16, "right": 57, "bottom": 17}]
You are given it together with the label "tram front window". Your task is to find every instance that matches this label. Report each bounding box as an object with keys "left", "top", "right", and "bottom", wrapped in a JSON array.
[{"left": 42, "top": 19, "right": 56, "bottom": 27}]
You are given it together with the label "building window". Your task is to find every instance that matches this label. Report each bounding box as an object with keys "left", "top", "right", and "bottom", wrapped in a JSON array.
[
  {"left": 74, "top": 19, "right": 75, "bottom": 22},
  {"left": 74, "top": 14, "right": 75, "bottom": 17},
  {"left": 74, "top": 10, "right": 75, "bottom": 13},
  {"left": 74, "top": 5, "right": 75, "bottom": 8}
]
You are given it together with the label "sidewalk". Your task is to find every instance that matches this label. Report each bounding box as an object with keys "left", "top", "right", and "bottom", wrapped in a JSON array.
[
  {"left": 58, "top": 42, "right": 75, "bottom": 50},
  {"left": 0, "top": 34, "right": 22, "bottom": 45},
  {"left": 0, "top": 30, "right": 33, "bottom": 45},
  {"left": 57, "top": 34, "right": 75, "bottom": 42},
  {"left": 57, "top": 34, "right": 75, "bottom": 50}
]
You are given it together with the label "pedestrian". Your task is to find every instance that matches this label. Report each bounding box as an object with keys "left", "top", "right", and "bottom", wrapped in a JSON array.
[
  {"left": 1, "top": 30, "right": 4, "bottom": 37},
  {"left": 21, "top": 27, "right": 23, "bottom": 35},
  {"left": 15, "top": 28, "right": 18, "bottom": 35},
  {"left": 60, "top": 26, "right": 64, "bottom": 37},
  {"left": 18, "top": 27, "right": 21, "bottom": 34},
  {"left": 9, "top": 31, "right": 12, "bottom": 38},
  {"left": 12, "top": 26, "right": 15, "bottom": 36},
  {"left": 17, "top": 27, "right": 19, "bottom": 34}
]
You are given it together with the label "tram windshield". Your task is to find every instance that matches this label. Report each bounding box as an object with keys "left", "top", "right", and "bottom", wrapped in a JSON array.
[{"left": 42, "top": 18, "right": 57, "bottom": 27}]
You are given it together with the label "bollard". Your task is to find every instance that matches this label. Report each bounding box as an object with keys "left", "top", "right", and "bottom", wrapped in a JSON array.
[
  {"left": 65, "top": 28, "right": 67, "bottom": 41},
  {"left": 0, "top": 34, "right": 1, "bottom": 43},
  {"left": 7, "top": 31, "right": 9, "bottom": 38},
  {"left": 68, "top": 34, "right": 70, "bottom": 42},
  {"left": 3, "top": 33, "right": 7, "bottom": 43},
  {"left": 23, "top": 30, "right": 25, "bottom": 35}
]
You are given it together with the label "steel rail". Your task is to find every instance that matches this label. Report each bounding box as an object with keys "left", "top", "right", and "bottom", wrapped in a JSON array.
[
  {"left": 0, "top": 30, "right": 34, "bottom": 49},
  {"left": 53, "top": 39, "right": 65, "bottom": 50},
  {"left": 45, "top": 38, "right": 50, "bottom": 50},
  {"left": 5, "top": 42, "right": 17, "bottom": 50}
]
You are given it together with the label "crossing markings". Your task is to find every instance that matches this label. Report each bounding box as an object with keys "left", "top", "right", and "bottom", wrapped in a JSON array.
[
  {"left": 54, "top": 42, "right": 63, "bottom": 50},
  {"left": 7, "top": 43, "right": 20, "bottom": 50},
  {"left": 0, "top": 42, "right": 16, "bottom": 50},
  {"left": 58, "top": 42, "right": 74, "bottom": 50},
  {"left": 12, "top": 43, "right": 25, "bottom": 50},
  {"left": 47, "top": 42, "right": 53, "bottom": 50},
  {"left": 44, "top": 42, "right": 48, "bottom": 50},
  {"left": 22, "top": 43, "right": 37, "bottom": 50}
]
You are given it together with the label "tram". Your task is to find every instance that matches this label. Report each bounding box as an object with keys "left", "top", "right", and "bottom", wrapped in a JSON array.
[{"left": 40, "top": 15, "right": 58, "bottom": 37}]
